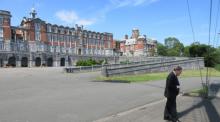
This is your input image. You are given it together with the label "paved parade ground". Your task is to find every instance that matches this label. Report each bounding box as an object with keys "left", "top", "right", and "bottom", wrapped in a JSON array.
[{"left": 0, "top": 68, "right": 219, "bottom": 122}]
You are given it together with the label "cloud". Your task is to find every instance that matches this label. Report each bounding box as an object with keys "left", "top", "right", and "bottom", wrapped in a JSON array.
[
  {"left": 55, "top": 10, "right": 96, "bottom": 26},
  {"left": 76, "top": 19, "right": 96, "bottom": 26},
  {"left": 110, "top": 0, "right": 159, "bottom": 8},
  {"left": 55, "top": 0, "right": 159, "bottom": 26},
  {"left": 55, "top": 10, "right": 78, "bottom": 23},
  {"left": 95, "top": 0, "right": 159, "bottom": 21}
]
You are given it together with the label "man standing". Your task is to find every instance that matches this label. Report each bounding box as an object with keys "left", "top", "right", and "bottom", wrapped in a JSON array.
[{"left": 164, "top": 66, "right": 182, "bottom": 122}]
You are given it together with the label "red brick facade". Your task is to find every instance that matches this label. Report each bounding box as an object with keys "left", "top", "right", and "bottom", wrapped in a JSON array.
[{"left": 120, "top": 28, "right": 157, "bottom": 56}]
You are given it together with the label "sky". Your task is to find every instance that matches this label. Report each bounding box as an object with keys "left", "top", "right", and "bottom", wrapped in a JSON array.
[{"left": 0, "top": 0, "right": 220, "bottom": 46}]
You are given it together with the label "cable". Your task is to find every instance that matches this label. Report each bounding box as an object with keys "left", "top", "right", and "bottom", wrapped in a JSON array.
[
  {"left": 186, "top": 0, "right": 204, "bottom": 86},
  {"left": 213, "top": 0, "right": 220, "bottom": 47},
  {"left": 206, "top": 0, "right": 213, "bottom": 97},
  {"left": 186, "top": 0, "right": 196, "bottom": 43}
]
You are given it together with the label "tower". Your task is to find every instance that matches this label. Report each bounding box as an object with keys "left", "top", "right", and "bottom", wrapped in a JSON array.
[
  {"left": 0, "top": 10, "right": 12, "bottom": 41},
  {"left": 132, "top": 28, "right": 139, "bottom": 39},
  {"left": 30, "top": 7, "right": 37, "bottom": 19}
]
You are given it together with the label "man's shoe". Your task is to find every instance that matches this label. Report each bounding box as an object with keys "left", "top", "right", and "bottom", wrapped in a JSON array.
[
  {"left": 164, "top": 118, "right": 171, "bottom": 121},
  {"left": 164, "top": 116, "right": 172, "bottom": 121},
  {"left": 171, "top": 118, "right": 181, "bottom": 122}
]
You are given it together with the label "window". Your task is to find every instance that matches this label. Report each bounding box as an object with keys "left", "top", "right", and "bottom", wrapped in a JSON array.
[
  {"left": 35, "top": 23, "right": 40, "bottom": 31},
  {"left": 47, "top": 33, "right": 51, "bottom": 42},
  {"left": 108, "top": 41, "right": 111, "bottom": 48},
  {"left": 47, "top": 25, "right": 51, "bottom": 32},
  {"left": 35, "top": 23, "right": 41, "bottom": 41},
  {"left": 0, "top": 27, "right": 3, "bottom": 40},
  {"left": 35, "top": 32, "right": 41, "bottom": 41},
  {"left": 0, "top": 17, "right": 3, "bottom": 25}
]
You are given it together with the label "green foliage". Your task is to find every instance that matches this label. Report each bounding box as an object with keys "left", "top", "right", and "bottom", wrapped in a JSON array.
[
  {"left": 188, "top": 44, "right": 220, "bottom": 67},
  {"left": 215, "top": 64, "right": 220, "bottom": 71},
  {"left": 76, "top": 58, "right": 104, "bottom": 66},
  {"left": 183, "top": 46, "right": 190, "bottom": 56},
  {"left": 157, "top": 37, "right": 220, "bottom": 67},
  {"left": 97, "top": 69, "right": 220, "bottom": 82},
  {"left": 167, "top": 48, "right": 179, "bottom": 56},
  {"left": 164, "top": 37, "right": 181, "bottom": 48},
  {"left": 157, "top": 37, "right": 184, "bottom": 56},
  {"left": 189, "top": 86, "right": 208, "bottom": 97},
  {"left": 157, "top": 43, "right": 167, "bottom": 56},
  {"left": 120, "top": 59, "right": 129, "bottom": 64},
  {"left": 189, "top": 44, "right": 209, "bottom": 57}
]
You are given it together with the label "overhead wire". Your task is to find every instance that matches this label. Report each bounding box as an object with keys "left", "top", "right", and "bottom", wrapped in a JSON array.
[
  {"left": 186, "top": 0, "right": 204, "bottom": 86},
  {"left": 212, "top": 0, "right": 220, "bottom": 47},
  {"left": 206, "top": 0, "right": 213, "bottom": 96}
]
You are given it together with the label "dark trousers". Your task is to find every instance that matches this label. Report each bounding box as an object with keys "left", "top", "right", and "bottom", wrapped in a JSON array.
[{"left": 164, "top": 96, "right": 177, "bottom": 119}]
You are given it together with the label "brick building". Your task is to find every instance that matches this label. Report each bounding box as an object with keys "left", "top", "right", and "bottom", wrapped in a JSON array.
[
  {"left": 0, "top": 9, "right": 115, "bottom": 67},
  {"left": 120, "top": 28, "right": 157, "bottom": 56}
]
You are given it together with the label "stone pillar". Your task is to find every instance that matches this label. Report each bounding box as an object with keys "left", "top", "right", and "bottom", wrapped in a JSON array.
[
  {"left": 3, "top": 60, "right": 7, "bottom": 67},
  {"left": 54, "top": 58, "right": 58, "bottom": 67},
  {"left": 29, "top": 54, "right": 32, "bottom": 67},
  {"left": 101, "top": 66, "right": 108, "bottom": 77},
  {"left": 65, "top": 56, "right": 68, "bottom": 67},
  {"left": 16, "top": 61, "right": 21, "bottom": 67}
]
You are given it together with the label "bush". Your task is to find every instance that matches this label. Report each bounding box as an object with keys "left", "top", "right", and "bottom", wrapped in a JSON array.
[
  {"left": 120, "top": 59, "right": 129, "bottom": 64},
  {"left": 76, "top": 59, "right": 104, "bottom": 66}
]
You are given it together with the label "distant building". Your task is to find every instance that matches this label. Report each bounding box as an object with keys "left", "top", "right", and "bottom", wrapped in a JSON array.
[
  {"left": 120, "top": 28, "right": 157, "bottom": 56},
  {"left": 112, "top": 40, "right": 121, "bottom": 56},
  {"left": 0, "top": 9, "right": 114, "bottom": 67}
]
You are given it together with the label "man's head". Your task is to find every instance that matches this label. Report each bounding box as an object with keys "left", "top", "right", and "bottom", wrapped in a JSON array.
[{"left": 174, "top": 66, "right": 182, "bottom": 76}]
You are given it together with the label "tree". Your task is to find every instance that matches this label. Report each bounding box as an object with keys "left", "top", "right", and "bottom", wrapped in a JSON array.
[
  {"left": 164, "top": 37, "right": 180, "bottom": 49},
  {"left": 188, "top": 43, "right": 220, "bottom": 67},
  {"left": 163, "top": 37, "right": 184, "bottom": 56},
  {"left": 183, "top": 46, "right": 190, "bottom": 57},
  {"left": 157, "top": 42, "right": 167, "bottom": 56},
  {"left": 167, "top": 48, "right": 179, "bottom": 56}
]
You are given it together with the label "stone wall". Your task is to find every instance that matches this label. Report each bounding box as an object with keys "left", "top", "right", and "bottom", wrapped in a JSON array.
[{"left": 102, "top": 58, "right": 204, "bottom": 77}]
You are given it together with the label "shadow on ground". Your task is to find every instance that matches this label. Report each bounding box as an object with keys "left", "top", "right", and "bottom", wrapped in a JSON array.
[
  {"left": 179, "top": 81, "right": 220, "bottom": 122},
  {"left": 92, "top": 80, "right": 131, "bottom": 83}
]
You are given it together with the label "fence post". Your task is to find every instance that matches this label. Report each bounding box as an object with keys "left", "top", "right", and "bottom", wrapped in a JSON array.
[{"left": 102, "top": 66, "right": 108, "bottom": 77}]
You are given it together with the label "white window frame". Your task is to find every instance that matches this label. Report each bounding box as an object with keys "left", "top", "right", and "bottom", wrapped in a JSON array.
[{"left": 0, "top": 27, "right": 3, "bottom": 39}]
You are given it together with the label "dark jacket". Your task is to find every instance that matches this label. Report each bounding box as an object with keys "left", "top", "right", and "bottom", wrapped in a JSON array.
[{"left": 164, "top": 71, "right": 180, "bottom": 98}]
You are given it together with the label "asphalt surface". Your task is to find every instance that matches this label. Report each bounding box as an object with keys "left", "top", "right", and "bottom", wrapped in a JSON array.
[{"left": 0, "top": 68, "right": 218, "bottom": 122}]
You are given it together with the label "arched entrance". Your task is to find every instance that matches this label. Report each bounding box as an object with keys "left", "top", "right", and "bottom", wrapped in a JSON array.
[
  {"left": 78, "top": 49, "right": 81, "bottom": 55},
  {"left": 47, "top": 58, "right": 53, "bottom": 67},
  {"left": 21, "top": 57, "right": 28, "bottom": 67},
  {"left": 60, "top": 58, "right": 65, "bottom": 66},
  {"left": 8, "top": 56, "right": 16, "bottom": 67},
  {"left": 35, "top": 57, "right": 41, "bottom": 67},
  {"left": 0, "top": 59, "right": 3, "bottom": 67}
]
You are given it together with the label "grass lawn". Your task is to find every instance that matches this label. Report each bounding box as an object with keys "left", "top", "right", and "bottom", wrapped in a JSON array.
[
  {"left": 183, "top": 86, "right": 208, "bottom": 97},
  {"left": 215, "top": 64, "right": 220, "bottom": 71},
  {"left": 97, "top": 68, "right": 220, "bottom": 83}
]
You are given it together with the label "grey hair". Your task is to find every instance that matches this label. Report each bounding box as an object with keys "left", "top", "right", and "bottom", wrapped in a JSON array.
[{"left": 174, "top": 66, "right": 182, "bottom": 71}]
